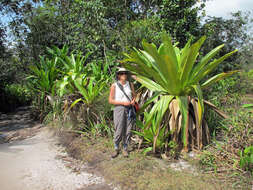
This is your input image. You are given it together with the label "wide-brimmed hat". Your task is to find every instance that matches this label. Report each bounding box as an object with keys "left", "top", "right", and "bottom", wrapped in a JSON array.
[{"left": 116, "top": 67, "right": 129, "bottom": 74}]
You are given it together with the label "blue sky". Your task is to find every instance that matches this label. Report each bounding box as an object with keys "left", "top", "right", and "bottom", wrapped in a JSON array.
[{"left": 204, "top": 0, "right": 253, "bottom": 18}]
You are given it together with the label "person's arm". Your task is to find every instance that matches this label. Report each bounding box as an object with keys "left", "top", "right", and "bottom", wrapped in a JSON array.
[{"left": 108, "top": 84, "right": 131, "bottom": 106}]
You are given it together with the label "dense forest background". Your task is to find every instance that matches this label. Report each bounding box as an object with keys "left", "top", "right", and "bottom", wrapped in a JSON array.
[{"left": 0, "top": 0, "right": 252, "bottom": 94}]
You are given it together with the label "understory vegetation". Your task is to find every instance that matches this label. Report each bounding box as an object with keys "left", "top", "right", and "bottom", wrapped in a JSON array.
[{"left": 0, "top": 0, "right": 252, "bottom": 189}]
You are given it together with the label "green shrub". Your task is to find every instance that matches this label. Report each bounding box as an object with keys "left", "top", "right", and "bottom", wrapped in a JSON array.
[
  {"left": 247, "top": 69, "right": 253, "bottom": 79},
  {"left": 239, "top": 146, "right": 253, "bottom": 174},
  {"left": 0, "top": 84, "right": 32, "bottom": 112},
  {"left": 199, "top": 70, "right": 252, "bottom": 183},
  {"left": 27, "top": 45, "right": 116, "bottom": 123},
  {"left": 4, "top": 84, "right": 32, "bottom": 105},
  {"left": 203, "top": 76, "right": 237, "bottom": 133}
]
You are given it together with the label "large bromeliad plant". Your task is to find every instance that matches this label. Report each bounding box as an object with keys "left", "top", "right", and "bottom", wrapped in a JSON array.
[{"left": 122, "top": 33, "right": 238, "bottom": 152}]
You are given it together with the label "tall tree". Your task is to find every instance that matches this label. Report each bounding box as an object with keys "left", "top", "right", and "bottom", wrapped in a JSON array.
[
  {"left": 157, "top": 0, "right": 205, "bottom": 46},
  {"left": 11, "top": 0, "right": 206, "bottom": 61},
  {"left": 104, "top": 0, "right": 206, "bottom": 51}
]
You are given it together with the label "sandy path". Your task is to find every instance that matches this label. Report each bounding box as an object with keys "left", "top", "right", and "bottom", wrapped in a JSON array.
[{"left": 0, "top": 108, "right": 116, "bottom": 190}]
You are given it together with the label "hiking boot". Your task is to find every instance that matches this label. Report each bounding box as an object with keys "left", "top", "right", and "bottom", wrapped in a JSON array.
[
  {"left": 122, "top": 149, "right": 129, "bottom": 157},
  {"left": 111, "top": 149, "right": 119, "bottom": 158}
]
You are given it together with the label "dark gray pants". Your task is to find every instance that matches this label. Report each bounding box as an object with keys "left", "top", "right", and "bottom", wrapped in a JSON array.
[{"left": 113, "top": 106, "right": 134, "bottom": 150}]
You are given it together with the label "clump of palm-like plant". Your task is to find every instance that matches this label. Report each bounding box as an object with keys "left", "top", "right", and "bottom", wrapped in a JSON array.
[
  {"left": 122, "top": 33, "right": 238, "bottom": 152},
  {"left": 133, "top": 112, "right": 169, "bottom": 154},
  {"left": 46, "top": 47, "right": 110, "bottom": 128},
  {"left": 27, "top": 46, "right": 112, "bottom": 127},
  {"left": 27, "top": 55, "right": 61, "bottom": 120}
]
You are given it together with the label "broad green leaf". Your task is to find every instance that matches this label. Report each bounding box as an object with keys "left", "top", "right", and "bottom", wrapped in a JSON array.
[
  {"left": 122, "top": 57, "right": 163, "bottom": 83},
  {"left": 155, "top": 95, "right": 174, "bottom": 127},
  {"left": 174, "top": 46, "right": 181, "bottom": 64},
  {"left": 136, "top": 75, "right": 168, "bottom": 92},
  {"left": 180, "top": 36, "right": 206, "bottom": 87},
  {"left": 161, "top": 33, "right": 179, "bottom": 70},
  {"left": 242, "top": 104, "right": 253, "bottom": 108},
  {"left": 135, "top": 119, "right": 145, "bottom": 129},
  {"left": 70, "top": 98, "right": 83, "bottom": 108},
  {"left": 140, "top": 50, "right": 169, "bottom": 87},
  {"left": 58, "top": 76, "right": 69, "bottom": 97},
  {"left": 74, "top": 77, "right": 89, "bottom": 102},
  {"left": 201, "top": 70, "right": 239, "bottom": 89},
  {"left": 87, "top": 78, "right": 94, "bottom": 97},
  {"left": 158, "top": 40, "right": 180, "bottom": 93},
  {"left": 142, "top": 41, "right": 171, "bottom": 83},
  {"left": 138, "top": 91, "right": 162, "bottom": 113},
  {"left": 190, "top": 44, "right": 224, "bottom": 79},
  {"left": 142, "top": 40, "right": 179, "bottom": 93},
  {"left": 132, "top": 130, "right": 145, "bottom": 138},
  {"left": 192, "top": 84, "right": 204, "bottom": 127},
  {"left": 142, "top": 147, "right": 153, "bottom": 155},
  {"left": 192, "top": 50, "right": 238, "bottom": 83},
  {"left": 176, "top": 96, "right": 189, "bottom": 148},
  {"left": 160, "top": 54, "right": 180, "bottom": 94},
  {"left": 179, "top": 38, "right": 191, "bottom": 72},
  {"left": 145, "top": 100, "right": 161, "bottom": 129}
]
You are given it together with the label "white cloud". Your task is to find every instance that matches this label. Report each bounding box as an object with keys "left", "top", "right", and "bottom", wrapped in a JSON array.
[{"left": 204, "top": 0, "right": 253, "bottom": 18}]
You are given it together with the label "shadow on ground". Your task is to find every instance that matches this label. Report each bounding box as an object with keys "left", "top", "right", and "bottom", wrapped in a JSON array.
[{"left": 0, "top": 106, "right": 42, "bottom": 143}]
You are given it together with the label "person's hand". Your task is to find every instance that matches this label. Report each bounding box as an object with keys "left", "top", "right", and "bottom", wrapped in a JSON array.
[
  {"left": 123, "top": 102, "right": 131, "bottom": 106},
  {"left": 130, "top": 99, "right": 135, "bottom": 105}
]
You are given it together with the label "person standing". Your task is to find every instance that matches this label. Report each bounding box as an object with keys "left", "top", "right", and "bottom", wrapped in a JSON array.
[{"left": 108, "top": 68, "right": 136, "bottom": 158}]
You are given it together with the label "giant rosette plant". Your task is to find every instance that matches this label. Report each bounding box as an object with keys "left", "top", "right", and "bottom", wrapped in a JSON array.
[{"left": 122, "top": 33, "right": 238, "bottom": 152}]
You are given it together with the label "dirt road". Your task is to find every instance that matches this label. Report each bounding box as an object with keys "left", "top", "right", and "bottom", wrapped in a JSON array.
[{"left": 0, "top": 107, "right": 116, "bottom": 190}]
